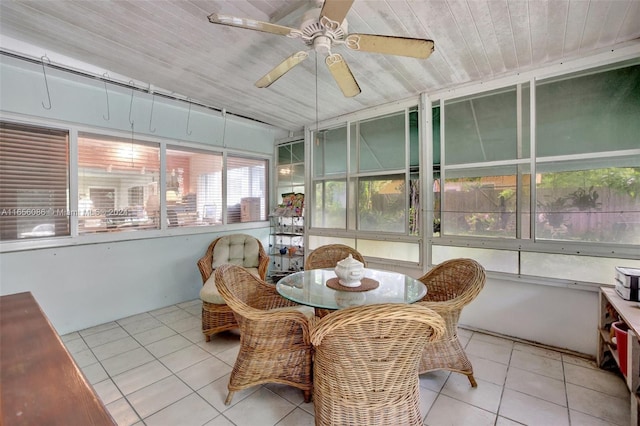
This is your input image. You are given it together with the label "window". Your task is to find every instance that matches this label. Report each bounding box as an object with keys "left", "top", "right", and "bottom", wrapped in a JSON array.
[
  {"left": 533, "top": 64, "right": 640, "bottom": 244},
  {"left": 226, "top": 155, "right": 267, "bottom": 223},
  {"left": 78, "top": 134, "right": 159, "bottom": 233},
  {"left": 0, "top": 122, "right": 69, "bottom": 240},
  {"left": 434, "top": 60, "right": 640, "bottom": 283},
  {"left": 167, "top": 146, "right": 223, "bottom": 227}
]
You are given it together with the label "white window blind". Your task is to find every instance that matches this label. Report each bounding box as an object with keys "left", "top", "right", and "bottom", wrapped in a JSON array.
[
  {"left": 0, "top": 122, "right": 69, "bottom": 240},
  {"left": 167, "top": 146, "right": 222, "bottom": 227},
  {"left": 226, "top": 155, "right": 267, "bottom": 223},
  {"left": 78, "top": 133, "right": 159, "bottom": 233}
]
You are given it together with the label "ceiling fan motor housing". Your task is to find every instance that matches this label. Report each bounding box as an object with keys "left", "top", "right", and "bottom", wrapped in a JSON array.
[{"left": 299, "top": 7, "right": 347, "bottom": 47}]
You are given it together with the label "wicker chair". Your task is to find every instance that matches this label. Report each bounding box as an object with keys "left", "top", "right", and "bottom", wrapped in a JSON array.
[
  {"left": 215, "top": 264, "right": 316, "bottom": 405},
  {"left": 197, "top": 234, "right": 269, "bottom": 341},
  {"left": 310, "top": 303, "right": 446, "bottom": 426},
  {"left": 305, "top": 244, "right": 366, "bottom": 270},
  {"left": 416, "top": 258, "right": 486, "bottom": 387}
]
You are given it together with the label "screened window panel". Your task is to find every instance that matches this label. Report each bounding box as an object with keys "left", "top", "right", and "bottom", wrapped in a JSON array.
[
  {"left": 278, "top": 144, "right": 292, "bottom": 165},
  {"left": 291, "top": 141, "right": 304, "bottom": 163},
  {"left": 433, "top": 107, "right": 441, "bottom": 166},
  {"left": 167, "top": 146, "right": 222, "bottom": 227},
  {"left": 442, "top": 166, "right": 529, "bottom": 238},
  {"left": 444, "top": 87, "right": 520, "bottom": 164},
  {"left": 358, "top": 174, "right": 406, "bottom": 233},
  {"left": 409, "top": 110, "right": 419, "bottom": 167},
  {"left": 227, "top": 156, "right": 267, "bottom": 223},
  {"left": 0, "top": 122, "right": 69, "bottom": 240},
  {"left": 536, "top": 64, "right": 640, "bottom": 157},
  {"left": 78, "top": 134, "right": 159, "bottom": 233},
  {"left": 359, "top": 112, "right": 405, "bottom": 172},
  {"left": 314, "top": 126, "right": 347, "bottom": 177},
  {"left": 535, "top": 163, "right": 640, "bottom": 244},
  {"left": 312, "top": 180, "right": 346, "bottom": 229}
]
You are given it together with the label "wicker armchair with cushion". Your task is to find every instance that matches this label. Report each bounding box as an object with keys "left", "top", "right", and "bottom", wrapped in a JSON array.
[
  {"left": 310, "top": 303, "right": 445, "bottom": 426},
  {"left": 304, "top": 244, "right": 366, "bottom": 270},
  {"left": 416, "top": 258, "right": 486, "bottom": 387},
  {"left": 197, "top": 234, "right": 269, "bottom": 341},
  {"left": 215, "top": 264, "right": 316, "bottom": 405}
]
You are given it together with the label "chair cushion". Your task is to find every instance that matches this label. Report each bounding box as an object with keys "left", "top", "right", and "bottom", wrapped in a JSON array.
[
  {"left": 200, "top": 267, "right": 260, "bottom": 304},
  {"left": 211, "top": 235, "right": 261, "bottom": 270}
]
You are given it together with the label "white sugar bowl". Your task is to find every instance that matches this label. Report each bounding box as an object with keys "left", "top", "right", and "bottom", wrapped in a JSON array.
[{"left": 334, "top": 254, "right": 365, "bottom": 287}]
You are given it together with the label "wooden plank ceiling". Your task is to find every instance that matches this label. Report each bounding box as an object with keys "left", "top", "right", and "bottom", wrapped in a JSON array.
[{"left": 1, "top": 0, "right": 639, "bottom": 131}]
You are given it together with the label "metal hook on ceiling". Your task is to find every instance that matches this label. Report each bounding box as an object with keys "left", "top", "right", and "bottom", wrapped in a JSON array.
[
  {"left": 149, "top": 91, "right": 156, "bottom": 133},
  {"left": 186, "top": 99, "right": 193, "bottom": 136},
  {"left": 128, "top": 80, "right": 135, "bottom": 127},
  {"left": 102, "top": 73, "right": 110, "bottom": 121},
  {"left": 40, "top": 55, "right": 52, "bottom": 110}
]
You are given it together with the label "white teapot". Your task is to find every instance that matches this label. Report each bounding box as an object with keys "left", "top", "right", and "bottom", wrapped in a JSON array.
[{"left": 334, "top": 254, "right": 365, "bottom": 287}]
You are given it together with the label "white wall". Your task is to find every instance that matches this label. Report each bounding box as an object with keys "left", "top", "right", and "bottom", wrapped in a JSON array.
[
  {"left": 0, "top": 228, "right": 269, "bottom": 335},
  {"left": 367, "top": 258, "right": 598, "bottom": 357}
]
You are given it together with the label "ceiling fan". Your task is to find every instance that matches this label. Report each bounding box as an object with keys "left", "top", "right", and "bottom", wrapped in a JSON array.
[{"left": 208, "top": 0, "right": 434, "bottom": 98}]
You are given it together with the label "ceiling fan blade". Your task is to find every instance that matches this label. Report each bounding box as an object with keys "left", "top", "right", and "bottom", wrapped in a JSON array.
[
  {"left": 208, "top": 13, "right": 295, "bottom": 36},
  {"left": 255, "top": 51, "right": 309, "bottom": 88},
  {"left": 325, "top": 53, "right": 361, "bottom": 98},
  {"left": 345, "top": 34, "right": 435, "bottom": 59},
  {"left": 320, "top": 0, "right": 354, "bottom": 26}
]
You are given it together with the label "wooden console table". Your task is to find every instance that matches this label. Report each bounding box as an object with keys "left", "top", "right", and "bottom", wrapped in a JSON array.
[
  {"left": 597, "top": 287, "right": 640, "bottom": 426},
  {"left": 0, "top": 292, "right": 115, "bottom": 425}
]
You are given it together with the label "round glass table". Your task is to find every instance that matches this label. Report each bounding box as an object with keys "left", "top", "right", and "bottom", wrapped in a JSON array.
[{"left": 276, "top": 268, "right": 427, "bottom": 310}]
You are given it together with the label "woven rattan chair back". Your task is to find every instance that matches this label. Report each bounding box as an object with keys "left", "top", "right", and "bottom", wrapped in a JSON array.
[
  {"left": 196, "top": 234, "right": 269, "bottom": 341},
  {"left": 310, "top": 303, "right": 445, "bottom": 426},
  {"left": 215, "top": 264, "right": 314, "bottom": 405},
  {"left": 305, "top": 244, "right": 366, "bottom": 270},
  {"left": 416, "top": 258, "right": 486, "bottom": 387}
]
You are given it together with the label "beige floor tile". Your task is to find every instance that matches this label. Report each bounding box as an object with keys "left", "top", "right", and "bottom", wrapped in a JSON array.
[
  {"left": 509, "top": 349, "right": 564, "bottom": 380},
  {"left": 93, "top": 379, "right": 123, "bottom": 405},
  {"left": 197, "top": 373, "right": 259, "bottom": 413},
  {"left": 177, "top": 356, "right": 233, "bottom": 391},
  {"left": 441, "top": 373, "right": 503, "bottom": 413},
  {"left": 419, "top": 370, "right": 450, "bottom": 392},
  {"left": 106, "top": 397, "right": 141, "bottom": 426},
  {"left": 513, "top": 342, "right": 563, "bottom": 360},
  {"left": 223, "top": 387, "right": 296, "bottom": 426},
  {"left": 145, "top": 334, "right": 192, "bottom": 358},
  {"left": 495, "top": 416, "right": 525, "bottom": 425},
  {"left": 465, "top": 339, "right": 513, "bottom": 365},
  {"left": 83, "top": 326, "right": 129, "bottom": 348},
  {"left": 92, "top": 336, "right": 141, "bottom": 361},
  {"left": 203, "top": 415, "right": 235, "bottom": 426},
  {"left": 144, "top": 393, "right": 219, "bottom": 426},
  {"left": 112, "top": 360, "right": 173, "bottom": 395},
  {"left": 64, "top": 336, "right": 88, "bottom": 353},
  {"left": 101, "top": 347, "right": 155, "bottom": 376},
  {"left": 564, "top": 362, "right": 628, "bottom": 399},
  {"left": 78, "top": 321, "right": 119, "bottom": 337},
  {"left": 126, "top": 375, "right": 193, "bottom": 419},
  {"left": 424, "top": 394, "right": 496, "bottom": 426},
  {"left": 419, "top": 387, "right": 439, "bottom": 422},
  {"left": 570, "top": 409, "right": 624, "bottom": 426},
  {"left": 170, "top": 315, "right": 201, "bottom": 333},
  {"left": 562, "top": 353, "right": 598, "bottom": 369},
  {"left": 120, "top": 316, "right": 163, "bottom": 335},
  {"left": 505, "top": 366, "right": 567, "bottom": 406},
  {"left": 81, "top": 361, "right": 109, "bottom": 384},
  {"left": 499, "top": 388, "right": 569, "bottom": 426},
  {"left": 469, "top": 333, "right": 515, "bottom": 348},
  {"left": 159, "top": 344, "right": 212, "bottom": 373},
  {"left": 467, "top": 354, "right": 509, "bottom": 386},
  {"left": 275, "top": 407, "right": 315, "bottom": 426},
  {"left": 566, "top": 383, "right": 630, "bottom": 426},
  {"left": 133, "top": 324, "right": 177, "bottom": 346}
]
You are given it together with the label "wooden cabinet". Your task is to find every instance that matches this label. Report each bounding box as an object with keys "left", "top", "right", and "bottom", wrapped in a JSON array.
[
  {"left": 597, "top": 287, "right": 640, "bottom": 426},
  {"left": 0, "top": 292, "right": 115, "bottom": 425}
]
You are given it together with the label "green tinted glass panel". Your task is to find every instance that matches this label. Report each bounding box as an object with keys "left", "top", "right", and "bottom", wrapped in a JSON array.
[
  {"left": 278, "top": 144, "right": 292, "bottom": 164},
  {"left": 445, "top": 88, "right": 518, "bottom": 164},
  {"left": 433, "top": 107, "right": 441, "bottom": 165},
  {"left": 291, "top": 141, "right": 304, "bottom": 163},
  {"left": 410, "top": 110, "right": 419, "bottom": 167},
  {"left": 314, "top": 126, "right": 347, "bottom": 176},
  {"left": 359, "top": 113, "right": 405, "bottom": 172},
  {"left": 537, "top": 65, "right": 640, "bottom": 156},
  {"left": 358, "top": 174, "right": 406, "bottom": 232}
]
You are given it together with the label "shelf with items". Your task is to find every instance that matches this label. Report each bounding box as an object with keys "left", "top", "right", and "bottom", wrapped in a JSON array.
[
  {"left": 597, "top": 287, "right": 640, "bottom": 426},
  {"left": 269, "top": 214, "right": 304, "bottom": 281}
]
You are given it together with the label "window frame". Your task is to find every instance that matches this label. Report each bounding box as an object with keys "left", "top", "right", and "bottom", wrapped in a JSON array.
[{"left": 0, "top": 116, "right": 270, "bottom": 252}]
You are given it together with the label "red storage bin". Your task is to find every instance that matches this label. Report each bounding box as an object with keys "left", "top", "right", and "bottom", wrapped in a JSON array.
[{"left": 612, "top": 321, "right": 629, "bottom": 376}]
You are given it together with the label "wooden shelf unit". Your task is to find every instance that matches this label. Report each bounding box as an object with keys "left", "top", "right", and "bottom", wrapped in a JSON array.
[{"left": 597, "top": 287, "right": 640, "bottom": 426}]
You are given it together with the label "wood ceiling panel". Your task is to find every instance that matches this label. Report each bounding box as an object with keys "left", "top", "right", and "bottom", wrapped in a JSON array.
[{"left": 1, "top": 0, "right": 638, "bottom": 131}]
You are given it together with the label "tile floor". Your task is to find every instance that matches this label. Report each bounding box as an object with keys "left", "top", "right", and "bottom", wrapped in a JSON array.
[{"left": 63, "top": 299, "right": 631, "bottom": 426}]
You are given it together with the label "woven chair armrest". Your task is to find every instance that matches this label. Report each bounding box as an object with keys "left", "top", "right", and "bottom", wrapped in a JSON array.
[
  {"left": 197, "top": 255, "right": 213, "bottom": 283},
  {"left": 417, "top": 299, "right": 456, "bottom": 314}
]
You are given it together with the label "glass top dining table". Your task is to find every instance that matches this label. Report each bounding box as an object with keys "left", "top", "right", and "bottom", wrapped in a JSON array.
[{"left": 275, "top": 268, "right": 427, "bottom": 310}]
